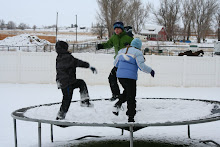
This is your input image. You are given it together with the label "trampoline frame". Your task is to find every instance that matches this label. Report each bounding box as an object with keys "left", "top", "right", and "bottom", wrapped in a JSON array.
[{"left": 11, "top": 98, "right": 220, "bottom": 147}]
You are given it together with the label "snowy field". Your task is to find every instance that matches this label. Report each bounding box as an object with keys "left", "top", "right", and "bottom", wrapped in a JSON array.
[
  {"left": 1, "top": 83, "right": 220, "bottom": 147},
  {"left": 0, "top": 29, "right": 218, "bottom": 55}
]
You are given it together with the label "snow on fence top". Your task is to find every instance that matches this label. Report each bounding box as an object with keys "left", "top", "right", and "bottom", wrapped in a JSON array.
[{"left": 0, "top": 34, "right": 51, "bottom": 52}]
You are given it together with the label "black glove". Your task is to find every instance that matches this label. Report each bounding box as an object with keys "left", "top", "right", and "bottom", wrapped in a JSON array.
[
  {"left": 90, "top": 66, "right": 97, "bottom": 74},
  {"left": 150, "top": 70, "right": 155, "bottom": 77},
  {"left": 96, "top": 44, "right": 104, "bottom": 50}
]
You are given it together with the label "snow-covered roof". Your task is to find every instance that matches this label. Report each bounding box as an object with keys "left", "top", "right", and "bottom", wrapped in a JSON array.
[{"left": 140, "top": 24, "right": 164, "bottom": 35}]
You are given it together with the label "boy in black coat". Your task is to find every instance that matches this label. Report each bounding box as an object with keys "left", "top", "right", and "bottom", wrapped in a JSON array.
[{"left": 55, "top": 41, "right": 97, "bottom": 120}]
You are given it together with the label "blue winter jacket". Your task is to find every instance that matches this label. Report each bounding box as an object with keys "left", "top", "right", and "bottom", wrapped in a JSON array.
[{"left": 114, "top": 46, "right": 152, "bottom": 80}]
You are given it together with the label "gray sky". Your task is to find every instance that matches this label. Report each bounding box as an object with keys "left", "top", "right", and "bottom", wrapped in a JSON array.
[{"left": 1, "top": 0, "right": 160, "bottom": 28}]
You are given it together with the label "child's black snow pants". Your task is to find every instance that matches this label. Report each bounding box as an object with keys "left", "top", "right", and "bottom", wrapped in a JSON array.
[
  {"left": 118, "top": 78, "right": 137, "bottom": 118},
  {"left": 108, "top": 67, "right": 120, "bottom": 97},
  {"left": 59, "top": 79, "right": 89, "bottom": 113}
]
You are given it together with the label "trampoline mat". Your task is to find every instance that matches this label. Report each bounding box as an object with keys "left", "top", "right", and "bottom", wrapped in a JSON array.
[{"left": 12, "top": 98, "right": 220, "bottom": 127}]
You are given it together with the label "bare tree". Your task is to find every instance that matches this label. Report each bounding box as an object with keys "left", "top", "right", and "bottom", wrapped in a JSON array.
[
  {"left": 91, "top": 23, "right": 107, "bottom": 39},
  {"left": 216, "top": 6, "right": 220, "bottom": 41},
  {"left": 181, "top": 0, "right": 195, "bottom": 41},
  {"left": 0, "top": 19, "right": 5, "bottom": 30},
  {"left": 18, "top": 23, "right": 29, "bottom": 30},
  {"left": 7, "top": 21, "right": 16, "bottom": 30},
  {"left": 97, "top": 0, "right": 127, "bottom": 38},
  {"left": 218, "top": 13, "right": 220, "bottom": 41},
  {"left": 114, "top": 0, "right": 150, "bottom": 34},
  {"left": 96, "top": 0, "right": 150, "bottom": 37},
  {"left": 172, "top": 24, "right": 183, "bottom": 41},
  {"left": 33, "top": 25, "right": 37, "bottom": 31},
  {"left": 130, "top": 0, "right": 151, "bottom": 34},
  {"left": 193, "top": 0, "right": 218, "bottom": 43},
  {"left": 153, "top": 0, "right": 181, "bottom": 41}
]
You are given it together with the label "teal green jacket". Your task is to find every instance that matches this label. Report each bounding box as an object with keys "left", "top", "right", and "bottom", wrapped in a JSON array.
[{"left": 102, "top": 31, "right": 133, "bottom": 58}]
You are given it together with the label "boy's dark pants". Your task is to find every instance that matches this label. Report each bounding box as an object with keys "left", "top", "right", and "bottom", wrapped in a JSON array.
[
  {"left": 118, "top": 78, "right": 137, "bottom": 118},
  {"left": 108, "top": 67, "right": 120, "bottom": 97},
  {"left": 59, "top": 79, "right": 89, "bottom": 113}
]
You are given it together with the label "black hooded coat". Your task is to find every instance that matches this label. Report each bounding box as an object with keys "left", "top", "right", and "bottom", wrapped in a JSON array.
[{"left": 55, "top": 41, "right": 90, "bottom": 89}]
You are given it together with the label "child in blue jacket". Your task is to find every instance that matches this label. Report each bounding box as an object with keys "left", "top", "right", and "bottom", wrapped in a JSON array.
[{"left": 113, "top": 38, "right": 155, "bottom": 122}]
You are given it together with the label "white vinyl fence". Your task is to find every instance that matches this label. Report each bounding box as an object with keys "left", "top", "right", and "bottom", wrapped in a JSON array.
[{"left": 0, "top": 51, "right": 219, "bottom": 87}]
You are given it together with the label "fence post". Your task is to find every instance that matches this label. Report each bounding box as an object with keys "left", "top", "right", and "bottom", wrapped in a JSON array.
[
  {"left": 17, "top": 52, "right": 21, "bottom": 83},
  {"left": 182, "top": 56, "right": 187, "bottom": 87},
  {"left": 94, "top": 43, "right": 97, "bottom": 53},
  {"left": 72, "top": 44, "right": 74, "bottom": 53},
  {"left": 216, "top": 57, "right": 219, "bottom": 87}
]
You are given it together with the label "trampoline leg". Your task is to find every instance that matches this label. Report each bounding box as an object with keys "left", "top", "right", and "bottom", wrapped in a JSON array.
[
  {"left": 188, "top": 124, "right": 191, "bottom": 138},
  {"left": 38, "top": 122, "right": 41, "bottom": 147},
  {"left": 13, "top": 119, "right": 17, "bottom": 147},
  {"left": 129, "top": 125, "right": 134, "bottom": 147},
  {"left": 121, "top": 129, "right": 124, "bottom": 135},
  {"left": 51, "top": 124, "right": 53, "bottom": 142}
]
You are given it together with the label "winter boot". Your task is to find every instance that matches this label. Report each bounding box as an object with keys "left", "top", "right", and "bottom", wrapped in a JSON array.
[
  {"left": 128, "top": 116, "right": 135, "bottom": 122},
  {"left": 112, "top": 101, "right": 122, "bottom": 116},
  {"left": 80, "top": 99, "right": 94, "bottom": 107},
  {"left": 110, "top": 94, "right": 119, "bottom": 101},
  {"left": 56, "top": 110, "right": 66, "bottom": 120}
]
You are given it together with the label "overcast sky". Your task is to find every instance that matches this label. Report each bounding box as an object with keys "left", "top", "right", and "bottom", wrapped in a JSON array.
[{"left": 1, "top": 0, "right": 160, "bottom": 28}]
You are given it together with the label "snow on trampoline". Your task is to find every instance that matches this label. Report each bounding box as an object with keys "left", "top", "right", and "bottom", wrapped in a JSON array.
[{"left": 23, "top": 98, "right": 220, "bottom": 124}]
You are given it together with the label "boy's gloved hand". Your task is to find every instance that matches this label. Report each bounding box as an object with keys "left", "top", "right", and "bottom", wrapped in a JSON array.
[
  {"left": 90, "top": 66, "right": 97, "bottom": 74},
  {"left": 150, "top": 70, "right": 155, "bottom": 77},
  {"left": 96, "top": 44, "right": 103, "bottom": 50}
]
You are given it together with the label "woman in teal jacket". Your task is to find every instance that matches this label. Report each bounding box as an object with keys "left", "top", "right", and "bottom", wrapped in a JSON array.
[{"left": 96, "top": 22, "right": 133, "bottom": 101}]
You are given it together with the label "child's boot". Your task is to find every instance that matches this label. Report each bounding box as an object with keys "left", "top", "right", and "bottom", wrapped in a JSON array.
[
  {"left": 110, "top": 94, "right": 119, "bottom": 101},
  {"left": 128, "top": 116, "right": 135, "bottom": 122},
  {"left": 112, "top": 101, "right": 122, "bottom": 116},
  {"left": 56, "top": 110, "right": 66, "bottom": 120},
  {"left": 81, "top": 99, "right": 94, "bottom": 107}
]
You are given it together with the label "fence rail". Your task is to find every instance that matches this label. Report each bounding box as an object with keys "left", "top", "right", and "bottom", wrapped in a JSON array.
[
  {"left": 0, "top": 42, "right": 216, "bottom": 56},
  {"left": 0, "top": 41, "right": 117, "bottom": 55}
]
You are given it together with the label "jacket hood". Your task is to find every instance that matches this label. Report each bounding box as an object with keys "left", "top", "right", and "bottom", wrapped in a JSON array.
[{"left": 56, "top": 41, "right": 69, "bottom": 54}]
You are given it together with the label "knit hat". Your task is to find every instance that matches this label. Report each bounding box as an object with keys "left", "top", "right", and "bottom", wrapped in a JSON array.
[
  {"left": 131, "top": 38, "right": 142, "bottom": 50},
  {"left": 113, "top": 22, "right": 124, "bottom": 30},
  {"left": 55, "top": 41, "right": 69, "bottom": 54}
]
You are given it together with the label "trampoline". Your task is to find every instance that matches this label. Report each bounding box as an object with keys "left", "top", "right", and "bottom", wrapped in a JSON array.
[{"left": 11, "top": 98, "right": 220, "bottom": 147}]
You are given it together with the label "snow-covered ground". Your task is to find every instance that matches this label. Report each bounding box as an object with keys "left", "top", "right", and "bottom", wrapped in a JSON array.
[
  {"left": 1, "top": 83, "right": 220, "bottom": 147},
  {"left": 1, "top": 30, "right": 220, "bottom": 146}
]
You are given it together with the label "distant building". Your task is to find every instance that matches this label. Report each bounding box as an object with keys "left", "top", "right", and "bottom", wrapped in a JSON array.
[{"left": 139, "top": 25, "right": 167, "bottom": 41}]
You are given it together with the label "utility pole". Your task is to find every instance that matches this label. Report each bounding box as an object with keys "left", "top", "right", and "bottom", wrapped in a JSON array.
[
  {"left": 56, "top": 12, "right": 58, "bottom": 42},
  {"left": 75, "top": 15, "right": 78, "bottom": 42}
]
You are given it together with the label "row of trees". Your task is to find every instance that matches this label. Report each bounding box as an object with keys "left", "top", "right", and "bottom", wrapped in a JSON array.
[
  {"left": 95, "top": 0, "right": 150, "bottom": 37},
  {"left": 0, "top": 20, "right": 37, "bottom": 30},
  {"left": 95, "top": 0, "right": 220, "bottom": 43},
  {"left": 154, "top": 0, "right": 219, "bottom": 42}
]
